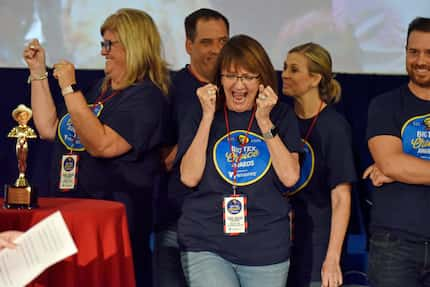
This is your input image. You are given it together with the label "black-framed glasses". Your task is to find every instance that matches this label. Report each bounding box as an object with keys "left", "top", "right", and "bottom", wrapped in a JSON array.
[
  {"left": 100, "top": 40, "right": 120, "bottom": 52},
  {"left": 221, "top": 74, "right": 260, "bottom": 84}
]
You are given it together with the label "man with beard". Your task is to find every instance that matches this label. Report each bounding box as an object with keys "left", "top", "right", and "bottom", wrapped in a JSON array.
[
  {"left": 154, "top": 8, "right": 229, "bottom": 287},
  {"left": 363, "top": 17, "right": 430, "bottom": 287}
]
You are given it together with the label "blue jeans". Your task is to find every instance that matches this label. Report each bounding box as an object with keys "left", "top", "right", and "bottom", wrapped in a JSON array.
[
  {"left": 181, "top": 251, "right": 289, "bottom": 287},
  {"left": 368, "top": 229, "right": 430, "bottom": 287}
]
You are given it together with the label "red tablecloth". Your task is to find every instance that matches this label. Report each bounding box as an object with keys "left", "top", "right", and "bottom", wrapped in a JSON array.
[{"left": 0, "top": 197, "right": 135, "bottom": 287}]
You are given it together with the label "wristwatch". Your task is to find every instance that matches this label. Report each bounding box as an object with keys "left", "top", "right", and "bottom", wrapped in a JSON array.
[
  {"left": 262, "top": 126, "right": 279, "bottom": 139},
  {"left": 62, "top": 84, "right": 80, "bottom": 96}
]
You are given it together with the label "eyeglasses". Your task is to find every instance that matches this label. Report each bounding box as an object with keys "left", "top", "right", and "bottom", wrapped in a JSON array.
[
  {"left": 100, "top": 40, "right": 120, "bottom": 52},
  {"left": 221, "top": 74, "right": 260, "bottom": 84}
]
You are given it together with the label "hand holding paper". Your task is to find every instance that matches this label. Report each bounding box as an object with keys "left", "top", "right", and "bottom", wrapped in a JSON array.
[{"left": 0, "top": 211, "right": 78, "bottom": 287}]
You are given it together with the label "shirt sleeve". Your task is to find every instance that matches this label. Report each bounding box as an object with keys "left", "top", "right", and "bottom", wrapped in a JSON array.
[
  {"left": 175, "top": 106, "right": 202, "bottom": 165},
  {"left": 366, "top": 93, "right": 400, "bottom": 140},
  {"left": 104, "top": 83, "right": 167, "bottom": 159},
  {"left": 273, "top": 103, "right": 303, "bottom": 154},
  {"left": 324, "top": 114, "right": 357, "bottom": 189}
]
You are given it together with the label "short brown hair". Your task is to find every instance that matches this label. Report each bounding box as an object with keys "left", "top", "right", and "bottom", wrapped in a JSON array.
[
  {"left": 185, "top": 8, "right": 229, "bottom": 41},
  {"left": 214, "top": 35, "right": 277, "bottom": 108},
  {"left": 407, "top": 17, "right": 430, "bottom": 47}
]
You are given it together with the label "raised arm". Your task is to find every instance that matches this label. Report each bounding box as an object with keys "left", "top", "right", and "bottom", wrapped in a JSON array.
[
  {"left": 23, "top": 39, "right": 58, "bottom": 140},
  {"left": 369, "top": 135, "right": 430, "bottom": 185},
  {"left": 53, "top": 61, "right": 131, "bottom": 158},
  {"left": 256, "top": 85, "right": 300, "bottom": 187},
  {"left": 180, "top": 84, "right": 216, "bottom": 187}
]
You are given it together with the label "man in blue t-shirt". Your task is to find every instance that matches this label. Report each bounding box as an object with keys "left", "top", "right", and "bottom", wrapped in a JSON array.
[
  {"left": 154, "top": 8, "right": 229, "bottom": 287},
  {"left": 364, "top": 17, "right": 430, "bottom": 287}
]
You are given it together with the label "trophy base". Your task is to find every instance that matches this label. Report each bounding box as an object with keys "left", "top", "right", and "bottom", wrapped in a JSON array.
[{"left": 3, "top": 184, "right": 38, "bottom": 209}]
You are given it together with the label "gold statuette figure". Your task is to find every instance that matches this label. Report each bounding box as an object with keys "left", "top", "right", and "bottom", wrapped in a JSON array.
[{"left": 4, "top": 104, "right": 39, "bottom": 209}]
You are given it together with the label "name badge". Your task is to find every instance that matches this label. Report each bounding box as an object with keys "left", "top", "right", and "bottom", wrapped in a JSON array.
[
  {"left": 223, "top": 195, "right": 247, "bottom": 235},
  {"left": 59, "top": 154, "right": 79, "bottom": 191}
]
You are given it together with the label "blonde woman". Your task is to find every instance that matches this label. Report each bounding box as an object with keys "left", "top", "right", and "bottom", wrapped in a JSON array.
[
  {"left": 23, "top": 8, "right": 170, "bottom": 285},
  {"left": 282, "top": 43, "right": 356, "bottom": 287}
]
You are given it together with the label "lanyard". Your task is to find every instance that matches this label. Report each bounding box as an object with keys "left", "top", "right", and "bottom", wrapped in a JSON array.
[
  {"left": 65, "top": 88, "right": 119, "bottom": 154},
  {"left": 224, "top": 105, "right": 256, "bottom": 195},
  {"left": 94, "top": 89, "right": 120, "bottom": 105},
  {"left": 302, "top": 100, "right": 324, "bottom": 144}
]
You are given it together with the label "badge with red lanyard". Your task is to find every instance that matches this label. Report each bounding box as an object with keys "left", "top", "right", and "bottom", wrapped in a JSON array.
[
  {"left": 57, "top": 89, "right": 120, "bottom": 191},
  {"left": 222, "top": 105, "right": 257, "bottom": 236}
]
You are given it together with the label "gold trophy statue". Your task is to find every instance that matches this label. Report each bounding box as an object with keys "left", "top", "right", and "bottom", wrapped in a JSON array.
[{"left": 4, "top": 104, "right": 39, "bottom": 209}]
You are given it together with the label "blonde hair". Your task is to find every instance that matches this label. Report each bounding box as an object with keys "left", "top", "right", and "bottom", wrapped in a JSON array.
[
  {"left": 289, "top": 42, "right": 341, "bottom": 103},
  {"left": 101, "top": 8, "right": 170, "bottom": 95}
]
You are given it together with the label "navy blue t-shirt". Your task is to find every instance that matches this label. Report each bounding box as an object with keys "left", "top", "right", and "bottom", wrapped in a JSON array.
[
  {"left": 49, "top": 78, "right": 168, "bottom": 198},
  {"left": 157, "top": 66, "right": 206, "bottom": 228},
  {"left": 287, "top": 105, "right": 357, "bottom": 284},
  {"left": 366, "top": 84, "right": 430, "bottom": 239},
  {"left": 177, "top": 102, "right": 302, "bottom": 266}
]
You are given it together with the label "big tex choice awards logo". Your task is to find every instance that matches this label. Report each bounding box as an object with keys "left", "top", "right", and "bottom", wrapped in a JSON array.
[
  {"left": 401, "top": 113, "right": 430, "bottom": 160},
  {"left": 213, "top": 130, "right": 271, "bottom": 186}
]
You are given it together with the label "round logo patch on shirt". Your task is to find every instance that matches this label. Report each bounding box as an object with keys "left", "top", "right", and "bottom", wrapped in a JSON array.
[
  {"left": 284, "top": 139, "right": 315, "bottom": 196},
  {"left": 58, "top": 103, "right": 103, "bottom": 151},
  {"left": 401, "top": 113, "right": 430, "bottom": 160},
  {"left": 213, "top": 130, "right": 271, "bottom": 186}
]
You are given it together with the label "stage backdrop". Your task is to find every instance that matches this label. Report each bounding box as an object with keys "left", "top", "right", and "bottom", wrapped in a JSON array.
[{"left": 0, "top": 0, "right": 429, "bottom": 74}]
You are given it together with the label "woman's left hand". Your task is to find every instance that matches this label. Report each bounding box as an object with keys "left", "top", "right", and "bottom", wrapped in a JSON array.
[
  {"left": 53, "top": 60, "right": 77, "bottom": 90},
  {"left": 255, "top": 85, "right": 277, "bottom": 121},
  {"left": 321, "top": 259, "right": 343, "bottom": 287}
]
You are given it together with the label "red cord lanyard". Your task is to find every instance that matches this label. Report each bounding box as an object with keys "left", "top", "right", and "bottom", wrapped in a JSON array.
[
  {"left": 66, "top": 89, "right": 116, "bottom": 152},
  {"left": 94, "top": 88, "right": 120, "bottom": 105},
  {"left": 67, "top": 88, "right": 119, "bottom": 153},
  {"left": 224, "top": 105, "right": 256, "bottom": 195},
  {"left": 302, "top": 101, "right": 324, "bottom": 144}
]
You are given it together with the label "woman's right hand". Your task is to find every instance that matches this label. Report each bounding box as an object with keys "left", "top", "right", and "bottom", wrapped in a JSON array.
[
  {"left": 196, "top": 84, "right": 217, "bottom": 119},
  {"left": 23, "top": 39, "right": 47, "bottom": 75}
]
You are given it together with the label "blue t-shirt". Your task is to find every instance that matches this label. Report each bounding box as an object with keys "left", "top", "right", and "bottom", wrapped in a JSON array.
[
  {"left": 156, "top": 66, "right": 206, "bottom": 228},
  {"left": 287, "top": 105, "right": 357, "bottom": 284},
  {"left": 177, "top": 102, "right": 302, "bottom": 266},
  {"left": 50, "top": 78, "right": 168, "bottom": 198},
  {"left": 366, "top": 84, "right": 430, "bottom": 239}
]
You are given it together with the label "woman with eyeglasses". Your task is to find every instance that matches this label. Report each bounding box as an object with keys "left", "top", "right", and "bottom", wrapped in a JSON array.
[
  {"left": 23, "top": 8, "right": 169, "bottom": 286},
  {"left": 282, "top": 43, "right": 356, "bottom": 287},
  {"left": 177, "top": 34, "right": 302, "bottom": 287}
]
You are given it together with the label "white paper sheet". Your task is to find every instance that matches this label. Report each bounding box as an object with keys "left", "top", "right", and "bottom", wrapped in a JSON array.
[{"left": 0, "top": 211, "right": 78, "bottom": 287}]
